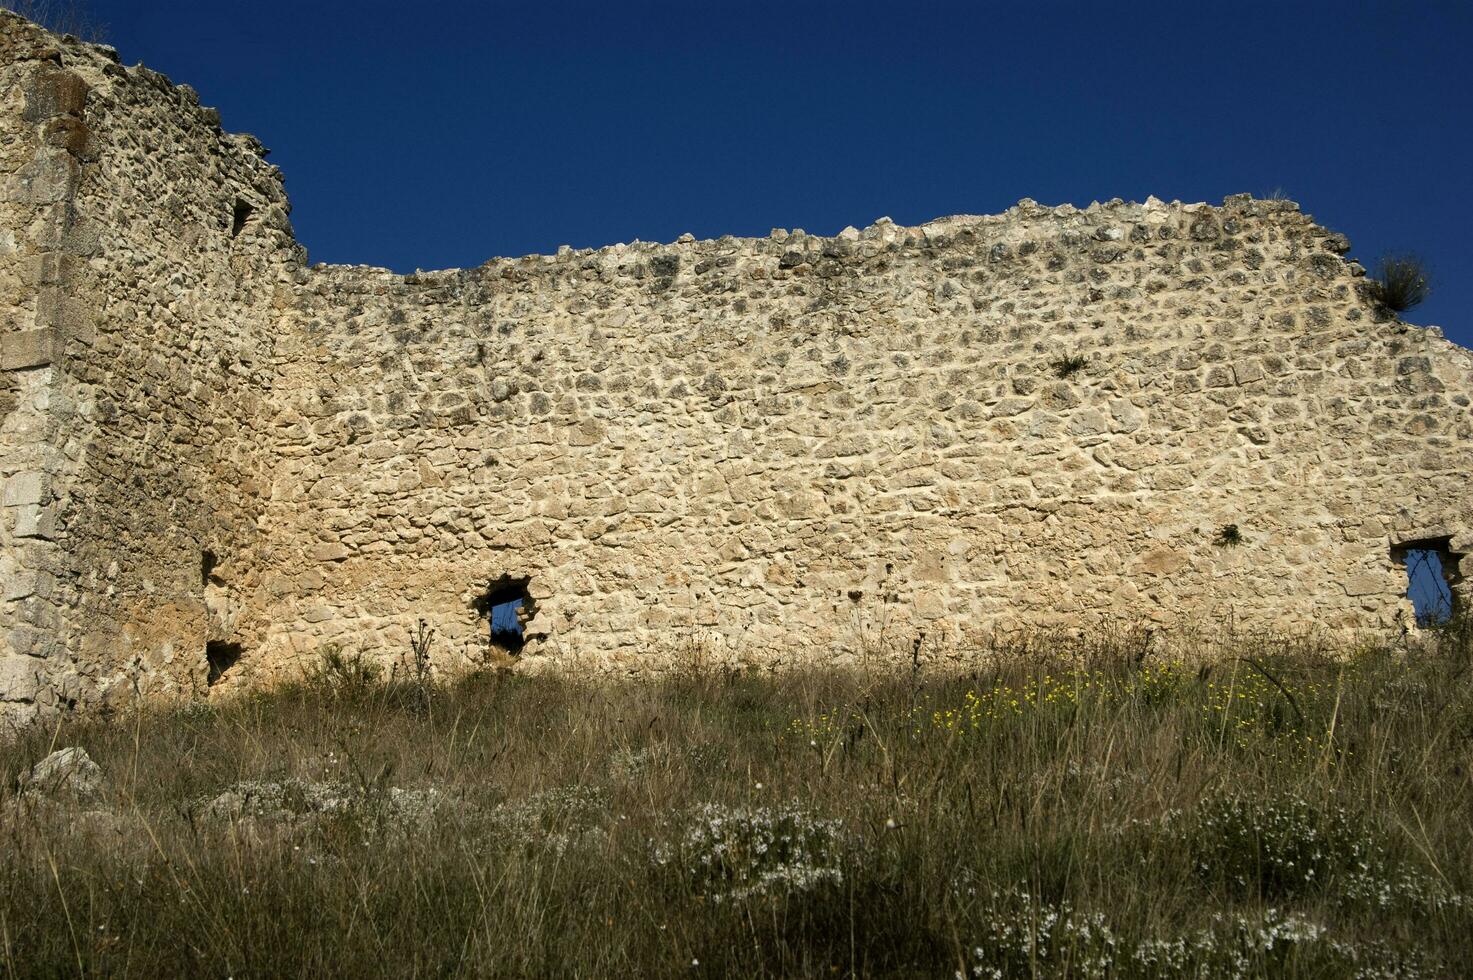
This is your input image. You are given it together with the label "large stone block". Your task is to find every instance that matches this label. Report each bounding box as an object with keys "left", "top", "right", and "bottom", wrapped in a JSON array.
[
  {"left": 0, "top": 327, "right": 60, "bottom": 370},
  {"left": 4, "top": 570, "right": 52, "bottom": 601},
  {"left": 12, "top": 504, "right": 56, "bottom": 539},
  {"left": 22, "top": 67, "right": 90, "bottom": 122},
  {"left": 1344, "top": 573, "right": 1389, "bottom": 598},
  {"left": 5, "top": 152, "right": 78, "bottom": 205},
  {"left": 0, "top": 655, "right": 41, "bottom": 702},
  {"left": 35, "top": 288, "right": 95, "bottom": 341},
  {"left": 3, "top": 472, "right": 48, "bottom": 507}
]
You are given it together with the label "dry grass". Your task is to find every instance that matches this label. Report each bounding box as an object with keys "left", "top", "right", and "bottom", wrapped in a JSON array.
[
  {"left": 1370, "top": 253, "right": 1432, "bottom": 314},
  {"left": 3, "top": 623, "right": 1472, "bottom": 978},
  {"left": 0, "top": 1, "right": 106, "bottom": 42}
]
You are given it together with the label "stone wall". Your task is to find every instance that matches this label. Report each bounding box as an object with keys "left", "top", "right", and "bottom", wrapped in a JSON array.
[
  {"left": 2, "top": 13, "right": 1471, "bottom": 719},
  {"left": 250, "top": 198, "right": 1473, "bottom": 681},
  {"left": 0, "top": 13, "right": 299, "bottom": 726}
]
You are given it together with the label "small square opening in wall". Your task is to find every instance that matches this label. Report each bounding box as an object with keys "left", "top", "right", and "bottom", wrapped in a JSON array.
[
  {"left": 472, "top": 575, "right": 534, "bottom": 654},
  {"left": 1393, "top": 537, "right": 1462, "bottom": 627},
  {"left": 206, "top": 640, "right": 242, "bottom": 686},
  {"left": 231, "top": 199, "right": 254, "bottom": 237}
]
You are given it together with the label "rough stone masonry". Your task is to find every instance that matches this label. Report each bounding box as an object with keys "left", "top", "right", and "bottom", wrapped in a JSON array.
[{"left": 1, "top": 12, "right": 1471, "bottom": 727}]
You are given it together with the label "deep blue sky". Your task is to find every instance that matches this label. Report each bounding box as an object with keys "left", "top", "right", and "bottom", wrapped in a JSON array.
[{"left": 81, "top": 0, "right": 1471, "bottom": 345}]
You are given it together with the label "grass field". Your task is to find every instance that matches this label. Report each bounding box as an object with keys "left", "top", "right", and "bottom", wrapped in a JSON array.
[{"left": 3, "top": 624, "right": 1472, "bottom": 978}]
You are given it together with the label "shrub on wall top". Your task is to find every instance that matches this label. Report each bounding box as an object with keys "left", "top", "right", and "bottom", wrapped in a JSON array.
[{"left": 1371, "top": 253, "right": 1432, "bottom": 313}]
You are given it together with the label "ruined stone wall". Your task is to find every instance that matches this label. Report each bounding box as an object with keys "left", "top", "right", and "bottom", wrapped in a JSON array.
[
  {"left": 3, "top": 12, "right": 1472, "bottom": 716},
  {"left": 250, "top": 197, "right": 1473, "bottom": 680},
  {"left": 0, "top": 13, "right": 300, "bottom": 725},
  {"left": 0, "top": 15, "right": 76, "bottom": 723}
]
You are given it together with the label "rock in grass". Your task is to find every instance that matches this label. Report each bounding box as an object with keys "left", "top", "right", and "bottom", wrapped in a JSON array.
[{"left": 23, "top": 746, "right": 103, "bottom": 803}]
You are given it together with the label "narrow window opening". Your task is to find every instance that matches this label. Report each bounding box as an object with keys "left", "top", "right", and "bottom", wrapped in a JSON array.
[
  {"left": 231, "top": 199, "right": 253, "bottom": 238},
  {"left": 491, "top": 596, "right": 525, "bottom": 650},
  {"left": 206, "top": 640, "right": 242, "bottom": 686},
  {"left": 472, "top": 575, "right": 534, "bottom": 654},
  {"left": 1393, "top": 537, "right": 1462, "bottom": 627},
  {"left": 201, "top": 549, "right": 218, "bottom": 586}
]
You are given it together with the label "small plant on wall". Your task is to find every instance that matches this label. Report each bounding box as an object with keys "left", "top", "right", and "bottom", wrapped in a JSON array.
[
  {"left": 1369, "top": 253, "right": 1431, "bottom": 314},
  {"left": 1052, "top": 354, "right": 1088, "bottom": 379},
  {"left": 1214, "top": 524, "right": 1243, "bottom": 548}
]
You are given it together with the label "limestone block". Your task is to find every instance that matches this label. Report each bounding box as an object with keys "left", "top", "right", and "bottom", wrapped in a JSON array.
[
  {"left": 1141, "top": 547, "right": 1187, "bottom": 577},
  {"left": 4, "top": 570, "right": 51, "bottom": 601},
  {"left": 991, "top": 397, "right": 1033, "bottom": 417},
  {"left": 1106, "top": 397, "right": 1141, "bottom": 427},
  {"left": 22, "top": 67, "right": 90, "bottom": 122},
  {"left": 1233, "top": 359, "right": 1265, "bottom": 385},
  {"left": 311, "top": 542, "right": 350, "bottom": 562},
  {"left": 43, "top": 114, "right": 92, "bottom": 157},
  {"left": 1, "top": 326, "right": 60, "bottom": 369},
  {"left": 22, "top": 747, "right": 104, "bottom": 803},
  {"left": 6, "top": 626, "right": 43, "bottom": 659},
  {"left": 4, "top": 152, "right": 78, "bottom": 204},
  {"left": 1205, "top": 366, "right": 1235, "bottom": 388},
  {"left": 0, "top": 655, "right": 41, "bottom": 702},
  {"left": 912, "top": 550, "right": 950, "bottom": 583},
  {"left": 12, "top": 504, "right": 55, "bottom": 539},
  {"left": 1068, "top": 408, "right": 1109, "bottom": 439},
  {"left": 1344, "top": 573, "right": 1388, "bottom": 597},
  {"left": 568, "top": 417, "right": 606, "bottom": 446},
  {"left": 914, "top": 592, "right": 948, "bottom": 619},
  {"left": 35, "top": 288, "right": 95, "bottom": 341},
  {"left": 3, "top": 472, "right": 48, "bottom": 507},
  {"left": 19, "top": 599, "right": 61, "bottom": 631}
]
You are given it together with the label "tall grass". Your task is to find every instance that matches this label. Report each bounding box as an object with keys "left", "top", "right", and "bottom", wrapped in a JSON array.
[{"left": 2, "top": 624, "right": 1471, "bottom": 978}]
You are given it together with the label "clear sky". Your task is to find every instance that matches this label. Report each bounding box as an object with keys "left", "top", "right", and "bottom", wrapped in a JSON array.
[{"left": 75, "top": 0, "right": 1472, "bottom": 346}]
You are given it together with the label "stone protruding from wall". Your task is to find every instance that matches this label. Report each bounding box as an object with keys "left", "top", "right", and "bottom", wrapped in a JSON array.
[{"left": 2, "top": 11, "right": 1472, "bottom": 724}]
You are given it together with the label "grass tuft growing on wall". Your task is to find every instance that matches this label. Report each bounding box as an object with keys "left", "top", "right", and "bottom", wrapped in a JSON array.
[
  {"left": 3, "top": 625, "right": 1472, "bottom": 977},
  {"left": 1370, "top": 253, "right": 1432, "bottom": 314}
]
